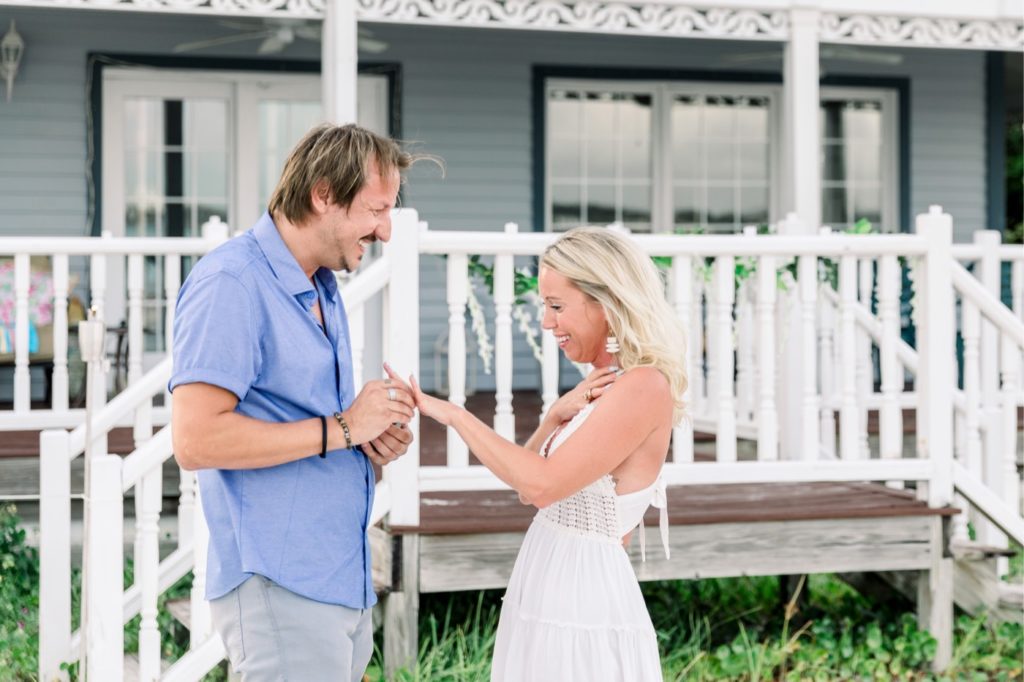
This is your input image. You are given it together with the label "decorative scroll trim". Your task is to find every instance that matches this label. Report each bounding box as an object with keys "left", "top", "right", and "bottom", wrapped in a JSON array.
[
  {"left": 3, "top": 0, "right": 325, "bottom": 18},
  {"left": 820, "top": 13, "right": 1024, "bottom": 50},
  {"left": 356, "top": 0, "right": 788, "bottom": 39}
]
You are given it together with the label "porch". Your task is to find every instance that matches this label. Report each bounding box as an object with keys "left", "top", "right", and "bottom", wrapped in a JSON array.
[{"left": 1, "top": 203, "right": 1020, "bottom": 681}]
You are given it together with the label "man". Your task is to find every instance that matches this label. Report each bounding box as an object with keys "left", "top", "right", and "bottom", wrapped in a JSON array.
[{"left": 170, "top": 123, "right": 417, "bottom": 681}]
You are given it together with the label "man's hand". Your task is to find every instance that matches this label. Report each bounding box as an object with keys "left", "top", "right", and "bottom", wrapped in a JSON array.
[
  {"left": 345, "top": 377, "right": 415, "bottom": 445},
  {"left": 362, "top": 423, "right": 414, "bottom": 467}
]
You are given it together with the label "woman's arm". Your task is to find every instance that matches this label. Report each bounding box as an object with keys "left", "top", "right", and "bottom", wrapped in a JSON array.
[
  {"left": 523, "top": 366, "right": 618, "bottom": 452},
  {"left": 399, "top": 367, "right": 670, "bottom": 508}
]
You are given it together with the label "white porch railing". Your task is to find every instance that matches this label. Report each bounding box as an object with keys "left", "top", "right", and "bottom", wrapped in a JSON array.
[
  {"left": 36, "top": 206, "right": 1023, "bottom": 680},
  {"left": 0, "top": 220, "right": 229, "bottom": 430}
]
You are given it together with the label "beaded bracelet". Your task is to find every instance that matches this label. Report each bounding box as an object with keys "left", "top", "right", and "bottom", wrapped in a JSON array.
[{"left": 333, "top": 411, "right": 354, "bottom": 450}]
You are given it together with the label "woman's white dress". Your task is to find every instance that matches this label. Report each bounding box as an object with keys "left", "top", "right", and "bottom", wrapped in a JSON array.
[{"left": 491, "top": 402, "right": 670, "bottom": 682}]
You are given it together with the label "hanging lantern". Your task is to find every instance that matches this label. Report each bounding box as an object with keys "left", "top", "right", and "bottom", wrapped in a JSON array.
[{"left": 1, "top": 20, "right": 25, "bottom": 103}]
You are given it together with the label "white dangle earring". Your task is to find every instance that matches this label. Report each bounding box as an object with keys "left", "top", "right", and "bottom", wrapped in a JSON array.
[{"left": 605, "top": 335, "right": 620, "bottom": 354}]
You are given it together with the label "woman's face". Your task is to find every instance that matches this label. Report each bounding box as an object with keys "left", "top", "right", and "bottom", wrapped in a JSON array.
[{"left": 538, "top": 266, "right": 611, "bottom": 365}]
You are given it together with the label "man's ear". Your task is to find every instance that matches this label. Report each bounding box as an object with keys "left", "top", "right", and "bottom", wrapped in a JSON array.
[{"left": 310, "top": 180, "right": 332, "bottom": 215}]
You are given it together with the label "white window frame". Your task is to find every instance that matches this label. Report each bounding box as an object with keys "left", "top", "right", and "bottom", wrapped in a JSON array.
[{"left": 543, "top": 78, "right": 898, "bottom": 234}]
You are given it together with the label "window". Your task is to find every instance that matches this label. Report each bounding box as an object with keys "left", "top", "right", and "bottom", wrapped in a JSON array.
[{"left": 543, "top": 79, "right": 897, "bottom": 234}]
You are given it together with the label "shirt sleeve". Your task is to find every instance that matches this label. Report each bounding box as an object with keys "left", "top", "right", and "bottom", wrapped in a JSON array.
[{"left": 168, "top": 271, "right": 261, "bottom": 401}]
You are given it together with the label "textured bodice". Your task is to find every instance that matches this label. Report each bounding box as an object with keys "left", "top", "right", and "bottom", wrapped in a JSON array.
[{"left": 534, "top": 403, "right": 670, "bottom": 560}]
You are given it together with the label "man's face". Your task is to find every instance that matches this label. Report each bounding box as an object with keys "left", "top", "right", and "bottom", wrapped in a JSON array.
[{"left": 321, "top": 160, "right": 401, "bottom": 273}]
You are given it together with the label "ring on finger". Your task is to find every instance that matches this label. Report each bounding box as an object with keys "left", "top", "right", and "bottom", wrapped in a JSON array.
[
  {"left": 583, "top": 388, "right": 593, "bottom": 402},
  {"left": 387, "top": 387, "right": 397, "bottom": 401}
]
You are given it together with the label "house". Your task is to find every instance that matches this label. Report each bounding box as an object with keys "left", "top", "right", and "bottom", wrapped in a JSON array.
[{"left": 0, "top": 0, "right": 1022, "bottom": 679}]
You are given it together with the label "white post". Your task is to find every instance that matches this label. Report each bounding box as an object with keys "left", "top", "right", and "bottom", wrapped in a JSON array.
[
  {"left": 999, "top": 331, "right": 1021, "bottom": 549},
  {"left": 13, "top": 253, "right": 30, "bottom": 412},
  {"left": 39, "top": 430, "right": 71, "bottom": 682},
  {"left": 541, "top": 324, "right": 559, "bottom": 420},
  {"left": 136, "top": 467, "right": 162, "bottom": 682},
  {"left": 493, "top": 223, "right": 517, "bottom": 441},
  {"left": 777, "top": 213, "right": 809, "bottom": 460},
  {"left": 735, "top": 279, "right": 754, "bottom": 423},
  {"left": 756, "top": 255, "right": 778, "bottom": 461},
  {"left": 87, "top": 455, "right": 124, "bottom": 682},
  {"left": 818, "top": 228, "right": 837, "bottom": 459},
  {"left": 177, "top": 467, "right": 195, "bottom": 551},
  {"left": 915, "top": 207, "right": 955, "bottom": 509},
  {"left": 975, "top": 230, "right": 1005, "bottom": 550},
  {"left": 350, "top": 304, "right": 366, "bottom": 389},
  {"left": 322, "top": 0, "right": 358, "bottom": 124},
  {"left": 690, "top": 275, "right": 706, "bottom": 416},
  {"left": 164, "top": 254, "right": 182, "bottom": 408},
  {"left": 959, "top": 297, "right": 983, "bottom": 543},
  {"left": 713, "top": 256, "right": 736, "bottom": 462},
  {"left": 782, "top": 8, "right": 821, "bottom": 228},
  {"left": 671, "top": 256, "right": 695, "bottom": 463},
  {"left": 798, "top": 255, "right": 819, "bottom": 459},
  {"left": 384, "top": 209, "right": 421, "bottom": 527},
  {"left": 51, "top": 255, "right": 70, "bottom": 411},
  {"left": 446, "top": 253, "right": 469, "bottom": 467},
  {"left": 127, "top": 254, "right": 144, "bottom": 388},
  {"left": 838, "top": 256, "right": 860, "bottom": 460}
]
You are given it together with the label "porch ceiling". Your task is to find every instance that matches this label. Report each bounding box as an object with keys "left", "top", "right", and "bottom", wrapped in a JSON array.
[{"left": 1, "top": 0, "right": 1021, "bottom": 50}]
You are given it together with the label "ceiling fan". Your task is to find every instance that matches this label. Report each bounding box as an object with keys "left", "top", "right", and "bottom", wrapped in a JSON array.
[
  {"left": 173, "top": 19, "right": 389, "bottom": 55},
  {"left": 722, "top": 45, "right": 903, "bottom": 67}
]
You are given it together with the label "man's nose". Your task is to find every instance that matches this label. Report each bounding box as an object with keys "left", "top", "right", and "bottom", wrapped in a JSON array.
[{"left": 377, "top": 214, "right": 392, "bottom": 243}]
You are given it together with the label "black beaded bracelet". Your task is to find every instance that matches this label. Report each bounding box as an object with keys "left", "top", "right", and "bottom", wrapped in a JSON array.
[{"left": 318, "top": 415, "right": 327, "bottom": 458}]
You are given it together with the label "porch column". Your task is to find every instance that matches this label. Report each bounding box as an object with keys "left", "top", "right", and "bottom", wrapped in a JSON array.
[
  {"left": 322, "top": 0, "right": 358, "bottom": 123},
  {"left": 778, "top": 7, "right": 821, "bottom": 459}
]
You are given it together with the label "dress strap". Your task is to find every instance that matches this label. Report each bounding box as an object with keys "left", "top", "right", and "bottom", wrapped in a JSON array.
[{"left": 638, "top": 477, "right": 670, "bottom": 562}]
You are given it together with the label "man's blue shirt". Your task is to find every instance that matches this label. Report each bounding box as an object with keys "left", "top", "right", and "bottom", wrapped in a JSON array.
[{"left": 169, "top": 212, "right": 376, "bottom": 609}]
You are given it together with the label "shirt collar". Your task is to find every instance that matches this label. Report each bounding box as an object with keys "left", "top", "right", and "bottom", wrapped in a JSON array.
[{"left": 253, "top": 212, "right": 324, "bottom": 298}]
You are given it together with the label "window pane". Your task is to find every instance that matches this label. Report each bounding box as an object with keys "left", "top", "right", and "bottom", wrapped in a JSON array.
[
  {"left": 850, "top": 144, "right": 880, "bottom": 182},
  {"left": 673, "top": 185, "right": 700, "bottom": 228},
  {"left": 584, "top": 94, "right": 616, "bottom": 139},
  {"left": 822, "top": 187, "right": 848, "bottom": 226},
  {"left": 549, "top": 91, "right": 580, "bottom": 134},
  {"left": 707, "top": 187, "right": 735, "bottom": 226},
  {"left": 622, "top": 184, "right": 651, "bottom": 232},
  {"left": 586, "top": 136, "right": 615, "bottom": 179},
  {"left": 822, "top": 142, "right": 846, "bottom": 182},
  {"left": 740, "top": 186, "right": 769, "bottom": 226},
  {"left": 706, "top": 142, "right": 735, "bottom": 181},
  {"left": 552, "top": 184, "right": 581, "bottom": 229},
  {"left": 193, "top": 151, "right": 228, "bottom": 200},
  {"left": 736, "top": 98, "right": 769, "bottom": 140},
  {"left": 852, "top": 185, "right": 882, "bottom": 225},
  {"left": 621, "top": 137, "right": 650, "bottom": 179},
  {"left": 586, "top": 183, "right": 616, "bottom": 224},
  {"left": 550, "top": 136, "right": 581, "bottom": 179},
  {"left": 738, "top": 142, "right": 768, "bottom": 182},
  {"left": 704, "top": 96, "right": 736, "bottom": 139},
  {"left": 673, "top": 137, "right": 701, "bottom": 181}
]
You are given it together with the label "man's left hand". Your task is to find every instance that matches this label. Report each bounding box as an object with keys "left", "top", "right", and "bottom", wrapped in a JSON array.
[{"left": 362, "top": 424, "right": 413, "bottom": 467}]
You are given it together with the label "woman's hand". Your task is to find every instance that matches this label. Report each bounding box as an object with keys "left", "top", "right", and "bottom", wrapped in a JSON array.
[
  {"left": 384, "top": 363, "right": 460, "bottom": 427},
  {"left": 547, "top": 367, "right": 618, "bottom": 424}
]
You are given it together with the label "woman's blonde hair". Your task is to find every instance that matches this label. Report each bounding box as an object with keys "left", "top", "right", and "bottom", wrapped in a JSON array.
[{"left": 540, "top": 227, "right": 688, "bottom": 424}]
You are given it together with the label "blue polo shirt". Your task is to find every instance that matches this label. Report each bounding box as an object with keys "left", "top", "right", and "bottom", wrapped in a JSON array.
[{"left": 169, "top": 212, "right": 376, "bottom": 609}]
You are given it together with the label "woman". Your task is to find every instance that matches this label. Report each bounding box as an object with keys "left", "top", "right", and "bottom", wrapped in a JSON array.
[{"left": 400, "top": 227, "right": 686, "bottom": 681}]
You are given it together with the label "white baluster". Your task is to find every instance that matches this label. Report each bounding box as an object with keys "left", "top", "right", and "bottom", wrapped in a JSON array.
[
  {"left": 706, "top": 271, "right": 718, "bottom": 423},
  {"left": 87, "top": 455, "right": 124, "bottom": 682},
  {"left": 13, "top": 253, "right": 30, "bottom": 412},
  {"left": 190, "top": 482, "right": 212, "bottom": 647},
  {"left": 735, "top": 278, "right": 754, "bottom": 423},
  {"left": 136, "top": 466, "right": 162, "bottom": 682},
  {"left": 89, "top": 250, "right": 107, "bottom": 324},
  {"left": 878, "top": 256, "right": 904, "bottom": 486},
  {"left": 349, "top": 305, "right": 365, "bottom": 389},
  {"left": 1000, "top": 331, "right": 1021, "bottom": 555},
  {"left": 493, "top": 223, "right": 516, "bottom": 440},
  {"left": 671, "top": 256, "right": 694, "bottom": 463},
  {"left": 857, "top": 258, "right": 873, "bottom": 459},
  {"left": 39, "top": 430, "right": 72, "bottom": 681},
  {"left": 756, "top": 255, "right": 778, "bottom": 461},
  {"left": 958, "top": 297, "right": 982, "bottom": 542},
  {"left": 177, "top": 467, "right": 195, "bottom": 551},
  {"left": 51, "top": 255, "right": 70, "bottom": 411},
  {"left": 446, "top": 254, "right": 469, "bottom": 467},
  {"left": 88, "top": 254, "right": 109, "bottom": 459},
  {"left": 164, "top": 255, "right": 181, "bottom": 409},
  {"left": 691, "top": 274, "right": 706, "bottom": 416},
  {"left": 713, "top": 256, "right": 736, "bottom": 462},
  {"left": 975, "top": 230, "right": 1002, "bottom": 547},
  {"left": 127, "top": 254, "right": 144, "bottom": 389},
  {"left": 818, "top": 288, "right": 837, "bottom": 459},
  {"left": 798, "top": 255, "right": 819, "bottom": 460},
  {"left": 1013, "top": 260, "right": 1023, "bottom": 390},
  {"left": 838, "top": 256, "right": 859, "bottom": 460}
]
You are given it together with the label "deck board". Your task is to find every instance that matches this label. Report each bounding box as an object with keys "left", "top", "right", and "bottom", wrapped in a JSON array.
[{"left": 392, "top": 481, "right": 957, "bottom": 535}]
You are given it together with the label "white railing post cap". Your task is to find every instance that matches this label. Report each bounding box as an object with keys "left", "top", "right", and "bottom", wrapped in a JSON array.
[{"left": 202, "top": 216, "right": 229, "bottom": 242}]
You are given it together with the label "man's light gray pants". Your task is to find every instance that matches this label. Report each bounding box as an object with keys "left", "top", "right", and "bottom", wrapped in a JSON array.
[{"left": 210, "top": 575, "right": 373, "bottom": 682}]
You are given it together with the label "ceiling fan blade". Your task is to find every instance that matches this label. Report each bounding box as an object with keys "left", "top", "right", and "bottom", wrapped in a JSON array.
[
  {"left": 173, "top": 31, "right": 270, "bottom": 53},
  {"left": 258, "top": 35, "right": 289, "bottom": 54}
]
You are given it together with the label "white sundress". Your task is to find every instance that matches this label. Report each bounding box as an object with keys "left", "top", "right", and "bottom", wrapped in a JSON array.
[{"left": 491, "top": 402, "right": 670, "bottom": 682}]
